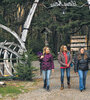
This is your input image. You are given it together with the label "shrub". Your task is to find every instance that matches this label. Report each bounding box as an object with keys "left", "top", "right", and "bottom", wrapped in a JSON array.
[{"left": 16, "top": 52, "right": 37, "bottom": 81}]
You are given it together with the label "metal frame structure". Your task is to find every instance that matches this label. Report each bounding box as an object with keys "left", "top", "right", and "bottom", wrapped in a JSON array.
[{"left": 0, "top": 0, "right": 40, "bottom": 76}]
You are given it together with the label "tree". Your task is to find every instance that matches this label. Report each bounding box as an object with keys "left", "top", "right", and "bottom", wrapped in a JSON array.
[{"left": 0, "top": 0, "right": 90, "bottom": 55}]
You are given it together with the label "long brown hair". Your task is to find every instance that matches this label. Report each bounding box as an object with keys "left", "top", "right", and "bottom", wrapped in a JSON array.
[
  {"left": 77, "top": 47, "right": 88, "bottom": 60},
  {"left": 60, "top": 45, "right": 68, "bottom": 53}
]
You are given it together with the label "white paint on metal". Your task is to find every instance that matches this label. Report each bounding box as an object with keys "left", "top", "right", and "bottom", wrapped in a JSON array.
[
  {"left": 87, "top": 0, "right": 90, "bottom": 9},
  {"left": 21, "top": 0, "right": 39, "bottom": 42},
  {"left": 0, "top": 24, "right": 26, "bottom": 50},
  {"left": 3, "top": 50, "right": 13, "bottom": 76},
  {"left": 10, "top": 47, "right": 17, "bottom": 73}
]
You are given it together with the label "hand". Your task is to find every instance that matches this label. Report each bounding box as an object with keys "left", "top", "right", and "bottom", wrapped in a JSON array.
[
  {"left": 75, "top": 72, "right": 78, "bottom": 74},
  {"left": 52, "top": 69, "right": 54, "bottom": 73},
  {"left": 67, "top": 64, "right": 70, "bottom": 67},
  {"left": 74, "top": 72, "right": 78, "bottom": 75},
  {"left": 40, "top": 55, "right": 44, "bottom": 59}
]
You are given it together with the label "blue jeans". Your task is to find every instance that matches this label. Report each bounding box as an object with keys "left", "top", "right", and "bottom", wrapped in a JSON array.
[
  {"left": 78, "top": 70, "right": 88, "bottom": 91},
  {"left": 42, "top": 70, "right": 51, "bottom": 87},
  {"left": 60, "top": 68, "right": 70, "bottom": 85}
]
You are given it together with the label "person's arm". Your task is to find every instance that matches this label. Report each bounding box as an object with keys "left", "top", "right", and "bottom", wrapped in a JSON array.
[
  {"left": 58, "top": 54, "right": 67, "bottom": 66},
  {"left": 51, "top": 55, "right": 54, "bottom": 69},
  {"left": 67, "top": 53, "right": 72, "bottom": 66},
  {"left": 50, "top": 55, "right": 54, "bottom": 72},
  {"left": 39, "top": 55, "right": 44, "bottom": 62},
  {"left": 74, "top": 54, "right": 78, "bottom": 72},
  {"left": 88, "top": 54, "right": 90, "bottom": 61}
]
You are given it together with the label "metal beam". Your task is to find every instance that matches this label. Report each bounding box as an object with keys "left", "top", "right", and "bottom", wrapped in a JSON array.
[
  {"left": 0, "top": 45, "right": 20, "bottom": 57},
  {"left": 21, "top": 0, "right": 39, "bottom": 42},
  {"left": 0, "top": 24, "right": 26, "bottom": 50}
]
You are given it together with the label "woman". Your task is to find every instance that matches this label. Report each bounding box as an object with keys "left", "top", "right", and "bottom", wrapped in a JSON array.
[
  {"left": 58, "top": 45, "right": 72, "bottom": 90},
  {"left": 74, "top": 47, "right": 90, "bottom": 92},
  {"left": 39, "top": 47, "right": 54, "bottom": 91}
]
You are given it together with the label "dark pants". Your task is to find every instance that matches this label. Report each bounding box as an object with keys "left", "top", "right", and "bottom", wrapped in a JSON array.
[{"left": 60, "top": 68, "right": 70, "bottom": 85}]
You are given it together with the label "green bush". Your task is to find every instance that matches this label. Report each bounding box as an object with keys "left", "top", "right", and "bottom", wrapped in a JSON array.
[
  {"left": 30, "top": 53, "right": 38, "bottom": 61},
  {"left": 16, "top": 52, "right": 37, "bottom": 81}
]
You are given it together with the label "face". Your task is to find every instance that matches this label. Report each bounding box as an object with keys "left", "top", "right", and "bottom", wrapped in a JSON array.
[
  {"left": 63, "top": 46, "right": 67, "bottom": 52},
  {"left": 46, "top": 48, "right": 50, "bottom": 54},
  {"left": 80, "top": 48, "right": 84, "bottom": 54}
]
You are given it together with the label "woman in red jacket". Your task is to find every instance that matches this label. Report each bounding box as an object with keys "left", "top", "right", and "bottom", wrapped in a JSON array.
[{"left": 58, "top": 45, "right": 72, "bottom": 90}]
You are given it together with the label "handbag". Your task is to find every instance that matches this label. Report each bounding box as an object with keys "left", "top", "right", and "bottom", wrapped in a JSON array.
[{"left": 70, "top": 62, "right": 74, "bottom": 67}]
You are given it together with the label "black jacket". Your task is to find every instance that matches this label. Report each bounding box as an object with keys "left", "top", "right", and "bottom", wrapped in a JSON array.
[{"left": 74, "top": 53, "right": 90, "bottom": 72}]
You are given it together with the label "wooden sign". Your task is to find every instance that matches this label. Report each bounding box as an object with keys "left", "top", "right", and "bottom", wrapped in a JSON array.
[
  {"left": 71, "top": 43, "right": 87, "bottom": 47},
  {"left": 70, "top": 35, "right": 87, "bottom": 51},
  {"left": 71, "top": 39, "right": 87, "bottom": 43}
]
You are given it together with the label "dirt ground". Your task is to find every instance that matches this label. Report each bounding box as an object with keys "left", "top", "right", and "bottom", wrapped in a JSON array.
[{"left": 16, "top": 60, "right": 90, "bottom": 100}]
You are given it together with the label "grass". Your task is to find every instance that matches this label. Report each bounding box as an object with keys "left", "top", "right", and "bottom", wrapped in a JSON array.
[
  {"left": 0, "top": 80, "right": 38, "bottom": 99},
  {"left": 0, "top": 86, "right": 21, "bottom": 97}
]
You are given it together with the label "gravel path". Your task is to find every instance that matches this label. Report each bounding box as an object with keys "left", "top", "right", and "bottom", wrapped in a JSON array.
[{"left": 17, "top": 60, "right": 90, "bottom": 100}]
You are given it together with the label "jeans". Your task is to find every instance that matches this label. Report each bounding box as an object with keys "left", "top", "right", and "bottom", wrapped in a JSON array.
[
  {"left": 60, "top": 68, "right": 70, "bottom": 85},
  {"left": 78, "top": 70, "right": 88, "bottom": 91},
  {"left": 42, "top": 70, "right": 51, "bottom": 87}
]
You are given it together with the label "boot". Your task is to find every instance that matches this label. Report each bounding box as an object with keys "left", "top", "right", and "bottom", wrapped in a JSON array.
[
  {"left": 47, "top": 86, "right": 50, "bottom": 91},
  {"left": 43, "top": 79, "right": 47, "bottom": 89},
  {"left": 68, "top": 83, "right": 71, "bottom": 89},
  {"left": 60, "top": 84, "right": 64, "bottom": 90}
]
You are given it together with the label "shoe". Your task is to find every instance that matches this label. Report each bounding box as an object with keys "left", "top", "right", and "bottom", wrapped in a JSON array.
[
  {"left": 47, "top": 86, "right": 50, "bottom": 91},
  {"left": 68, "top": 84, "right": 71, "bottom": 89},
  {"left": 80, "top": 90, "right": 83, "bottom": 92},
  {"left": 84, "top": 88, "right": 86, "bottom": 90},
  {"left": 43, "top": 79, "right": 47, "bottom": 89},
  {"left": 60, "top": 84, "right": 64, "bottom": 90},
  {"left": 43, "top": 84, "right": 46, "bottom": 89}
]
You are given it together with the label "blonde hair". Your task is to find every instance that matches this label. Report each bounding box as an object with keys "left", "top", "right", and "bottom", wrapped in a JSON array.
[
  {"left": 60, "top": 45, "right": 68, "bottom": 53},
  {"left": 43, "top": 46, "right": 50, "bottom": 55}
]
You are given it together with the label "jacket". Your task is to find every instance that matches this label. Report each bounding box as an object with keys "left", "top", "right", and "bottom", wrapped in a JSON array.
[
  {"left": 74, "top": 53, "right": 90, "bottom": 72},
  {"left": 58, "top": 52, "right": 72, "bottom": 68},
  {"left": 39, "top": 53, "right": 54, "bottom": 70}
]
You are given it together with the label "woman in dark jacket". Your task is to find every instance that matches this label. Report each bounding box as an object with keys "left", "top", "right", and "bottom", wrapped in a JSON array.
[
  {"left": 74, "top": 47, "right": 90, "bottom": 92},
  {"left": 58, "top": 45, "right": 72, "bottom": 90},
  {"left": 39, "top": 46, "right": 54, "bottom": 91}
]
